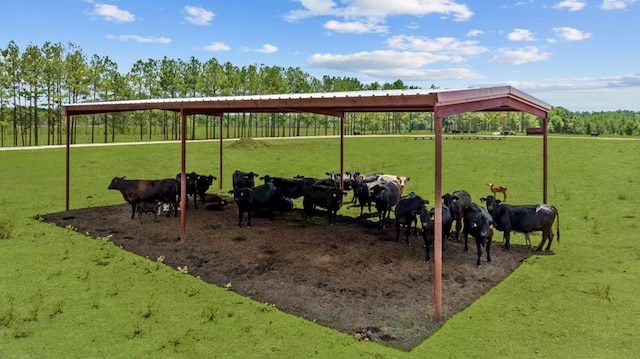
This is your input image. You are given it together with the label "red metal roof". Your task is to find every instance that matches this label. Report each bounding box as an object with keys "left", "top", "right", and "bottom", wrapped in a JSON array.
[{"left": 63, "top": 86, "right": 551, "bottom": 118}]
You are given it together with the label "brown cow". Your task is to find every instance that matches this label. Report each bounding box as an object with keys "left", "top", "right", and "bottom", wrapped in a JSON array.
[{"left": 488, "top": 182, "right": 507, "bottom": 202}]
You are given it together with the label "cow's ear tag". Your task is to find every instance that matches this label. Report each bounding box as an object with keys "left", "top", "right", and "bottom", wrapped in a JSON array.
[
  {"left": 430, "top": 215, "right": 435, "bottom": 220},
  {"left": 453, "top": 198, "right": 458, "bottom": 203}
]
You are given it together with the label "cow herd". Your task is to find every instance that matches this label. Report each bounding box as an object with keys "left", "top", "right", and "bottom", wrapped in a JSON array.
[{"left": 108, "top": 169, "right": 560, "bottom": 268}]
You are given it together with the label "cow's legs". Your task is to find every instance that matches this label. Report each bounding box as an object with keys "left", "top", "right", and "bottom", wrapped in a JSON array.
[
  {"left": 130, "top": 203, "right": 137, "bottom": 219},
  {"left": 485, "top": 237, "right": 492, "bottom": 264},
  {"left": 503, "top": 230, "right": 511, "bottom": 250},
  {"left": 475, "top": 238, "right": 483, "bottom": 267},
  {"left": 524, "top": 233, "right": 532, "bottom": 248},
  {"left": 423, "top": 234, "right": 432, "bottom": 263}
]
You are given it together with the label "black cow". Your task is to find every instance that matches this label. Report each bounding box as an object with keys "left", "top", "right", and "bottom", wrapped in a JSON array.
[
  {"left": 463, "top": 203, "right": 494, "bottom": 267},
  {"left": 261, "top": 174, "right": 306, "bottom": 199},
  {"left": 394, "top": 192, "right": 429, "bottom": 245},
  {"left": 228, "top": 182, "right": 278, "bottom": 228},
  {"left": 421, "top": 204, "right": 453, "bottom": 263},
  {"left": 176, "top": 172, "right": 199, "bottom": 209},
  {"left": 480, "top": 195, "right": 560, "bottom": 251},
  {"left": 136, "top": 200, "right": 160, "bottom": 223},
  {"left": 351, "top": 172, "right": 382, "bottom": 205},
  {"left": 370, "top": 181, "right": 401, "bottom": 228},
  {"left": 302, "top": 182, "right": 345, "bottom": 224},
  {"left": 232, "top": 170, "right": 259, "bottom": 189},
  {"left": 108, "top": 176, "right": 179, "bottom": 219},
  {"left": 197, "top": 174, "right": 216, "bottom": 206},
  {"left": 442, "top": 189, "right": 472, "bottom": 241},
  {"left": 355, "top": 182, "right": 373, "bottom": 217}
]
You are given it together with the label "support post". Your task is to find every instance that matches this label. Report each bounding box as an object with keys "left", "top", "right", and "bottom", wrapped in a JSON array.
[
  {"left": 65, "top": 113, "right": 71, "bottom": 211},
  {"left": 543, "top": 115, "right": 548, "bottom": 203},
  {"left": 180, "top": 108, "right": 187, "bottom": 242},
  {"left": 219, "top": 114, "right": 224, "bottom": 190},
  {"left": 433, "top": 111, "right": 443, "bottom": 322}
]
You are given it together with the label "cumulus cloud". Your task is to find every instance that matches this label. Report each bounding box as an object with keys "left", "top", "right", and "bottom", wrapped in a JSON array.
[
  {"left": 467, "top": 29, "right": 484, "bottom": 37},
  {"left": 90, "top": 3, "right": 135, "bottom": 22},
  {"left": 324, "top": 20, "right": 388, "bottom": 33},
  {"left": 508, "top": 28, "right": 536, "bottom": 42},
  {"left": 307, "top": 50, "right": 482, "bottom": 80},
  {"left": 553, "top": 0, "right": 587, "bottom": 11},
  {"left": 285, "top": 0, "right": 473, "bottom": 25},
  {"left": 488, "top": 46, "right": 551, "bottom": 64},
  {"left": 106, "top": 34, "right": 171, "bottom": 44},
  {"left": 245, "top": 44, "right": 279, "bottom": 54},
  {"left": 185, "top": 6, "right": 215, "bottom": 25},
  {"left": 600, "top": 0, "right": 638, "bottom": 10},
  {"left": 202, "top": 42, "right": 231, "bottom": 52},
  {"left": 387, "top": 35, "right": 488, "bottom": 57},
  {"left": 552, "top": 26, "right": 592, "bottom": 41}
]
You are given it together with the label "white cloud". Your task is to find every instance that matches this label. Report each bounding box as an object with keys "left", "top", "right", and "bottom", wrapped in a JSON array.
[
  {"left": 285, "top": 0, "right": 473, "bottom": 23},
  {"left": 387, "top": 35, "right": 488, "bottom": 57},
  {"left": 106, "top": 34, "right": 171, "bottom": 44},
  {"left": 324, "top": 20, "right": 388, "bottom": 33},
  {"left": 508, "top": 28, "right": 536, "bottom": 42},
  {"left": 553, "top": 1, "right": 587, "bottom": 11},
  {"left": 488, "top": 46, "right": 551, "bottom": 64},
  {"left": 600, "top": 0, "right": 638, "bottom": 10},
  {"left": 552, "top": 27, "right": 592, "bottom": 41},
  {"left": 202, "top": 42, "right": 231, "bottom": 52},
  {"left": 90, "top": 3, "right": 135, "bottom": 22},
  {"left": 185, "top": 6, "right": 215, "bottom": 25},
  {"left": 254, "top": 44, "right": 279, "bottom": 54},
  {"left": 306, "top": 50, "right": 482, "bottom": 80},
  {"left": 467, "top": 29, "right": 484, "bottom": 37}
]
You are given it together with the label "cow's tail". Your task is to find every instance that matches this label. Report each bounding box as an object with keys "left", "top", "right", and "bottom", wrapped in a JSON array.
[{"left": 553, "top": 205, "right": 560, "bottom": 244}]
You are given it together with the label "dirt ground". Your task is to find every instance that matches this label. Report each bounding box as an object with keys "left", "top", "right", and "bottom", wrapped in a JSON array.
[{"left": 43, "top": 198, "right": 534, "bottom": 350}]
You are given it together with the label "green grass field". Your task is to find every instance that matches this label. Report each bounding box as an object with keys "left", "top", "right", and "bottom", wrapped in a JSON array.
[{"left": 1, "top": 135, "right": 639, "bottom": 358}]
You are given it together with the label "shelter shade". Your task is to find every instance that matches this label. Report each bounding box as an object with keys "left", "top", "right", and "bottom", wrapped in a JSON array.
[{"left": 63, "top": 85, "right": 552, "bottom": 324}]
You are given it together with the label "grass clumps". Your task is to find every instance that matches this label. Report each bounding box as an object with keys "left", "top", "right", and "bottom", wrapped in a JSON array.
[{"left": 0, "top": 221, "right": 12, "bottom": 240}]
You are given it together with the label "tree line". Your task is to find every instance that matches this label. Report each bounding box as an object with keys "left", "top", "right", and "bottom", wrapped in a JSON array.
[{"left": 1, "top": 41, "right": 639, "bottom": 147}]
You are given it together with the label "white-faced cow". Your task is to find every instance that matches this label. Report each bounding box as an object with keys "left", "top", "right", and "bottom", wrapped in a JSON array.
[
  {"left": 480, "top": 195, "right": 559, "bottom": 251},
  {"left": 463, "top": 202, "right": 494, "bottom": 267},
  {"left": 376, "top": 174, "right": 410, "bottom": 196}
]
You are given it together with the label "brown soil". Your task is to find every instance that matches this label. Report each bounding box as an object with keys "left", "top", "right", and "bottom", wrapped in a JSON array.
[{"left": 43, "top": 198, "right": 534, "bottom": 350}]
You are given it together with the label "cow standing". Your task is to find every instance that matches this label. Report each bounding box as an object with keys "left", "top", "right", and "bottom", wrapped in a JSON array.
[
  {"left": 480, "top": 195, "right": 559, "bottom": 251},
  {"left": 197, "top": 174, "right": 217, "bottom": 206},
  {"left": 302, "top": 181, "right": 345, "bottom": 224},
  {"left": 108, "top": 176, "right": 179, "bottom": 219},
  {"left": 394, "top": 192, "right": 428, "bottom": 245},
  {"left": 370, "top": 181, "right": 401, "bottom": 228},
  {"left": 232, "top": 170, "right": 259, "bottom": 189},
  {"left": 443, "top": 189, "right": 472, "bottom": 241},
  {"left": 463, "top": 203, "right": 494, "bottom": 267},
  {"left": 176, "top": 172, "right": 199, "bottom": 209},
  {"left": 136, "top": 200, "right": 160, "bottom": 223},
  {"left": 228, "top": 182, "right": 278, "bottom": 228},
  {"left": 422, "top": 204, "right": 453, "bottom": 263}
]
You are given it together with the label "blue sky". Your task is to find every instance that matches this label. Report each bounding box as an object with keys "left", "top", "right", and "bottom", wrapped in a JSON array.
[{"left": 2, "top": 0, "right": 639, "bottom": 111}]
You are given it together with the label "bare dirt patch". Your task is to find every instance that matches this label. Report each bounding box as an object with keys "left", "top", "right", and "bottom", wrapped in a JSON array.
[{"left": 43, "top": 199, "right": 533, "bottom": 350}]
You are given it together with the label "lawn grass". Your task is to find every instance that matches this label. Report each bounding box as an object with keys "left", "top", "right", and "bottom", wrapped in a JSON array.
[{"left": 1, "top": 135, "right": 639, "bottom": 358}]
